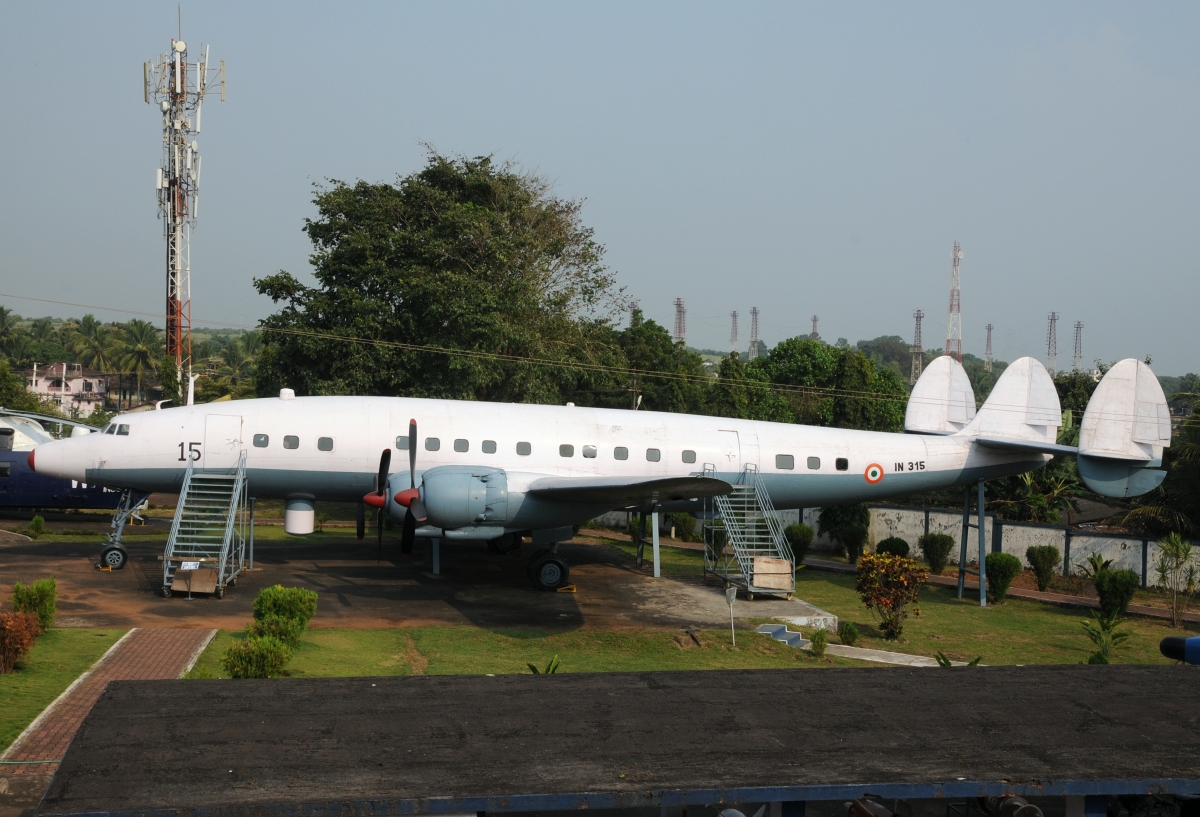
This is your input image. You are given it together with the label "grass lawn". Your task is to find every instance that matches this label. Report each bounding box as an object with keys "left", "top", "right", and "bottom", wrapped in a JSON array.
[
  {"left": 0, "top": 629, "right": 125, "bottom": 755},
  {"left": 187, "top": 626, "right": 872, "bottom": 679}
]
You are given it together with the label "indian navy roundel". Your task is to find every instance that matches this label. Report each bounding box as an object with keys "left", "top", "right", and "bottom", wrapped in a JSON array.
[{"left": 864, "top": 463, "right": 884, "bottom": 484}]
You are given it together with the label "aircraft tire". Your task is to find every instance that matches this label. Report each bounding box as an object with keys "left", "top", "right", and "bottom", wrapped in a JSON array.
[
  {"left": 99, "top": 546, "right": 127, "bottom": 570},
  {"left": 526, "top": 549, "right": 552, "bottom": 582},
  {"left": 530, "top": 553, "right": 569, "bottom": 591},
  {"left": 491, "top": 533, "right": 522, "bottom": 554}
]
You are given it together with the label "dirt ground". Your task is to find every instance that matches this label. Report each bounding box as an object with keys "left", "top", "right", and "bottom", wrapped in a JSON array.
[{"left": 0, "top": 528, "right": 814, "bottom": 632}]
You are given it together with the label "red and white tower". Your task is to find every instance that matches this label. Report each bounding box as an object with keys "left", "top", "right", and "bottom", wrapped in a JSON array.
[{"left": 945, "top": 241, "right": 962, "bottom": 362}]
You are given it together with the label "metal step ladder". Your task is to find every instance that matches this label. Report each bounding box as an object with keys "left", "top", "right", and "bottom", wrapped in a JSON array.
[
  {"left": 162, "top": 450, "right": 249, "bottom": 598},
  {"left": 703, "top": 463, "right": 795, "bottom": 599}
]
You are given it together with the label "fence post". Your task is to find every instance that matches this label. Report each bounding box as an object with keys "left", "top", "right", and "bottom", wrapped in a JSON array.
[
  {"left": 977, "top": 479, "right": 987, "bottom": 607},
  {"left": 924, "top": 508, "right": 930, "bottom": 539},
  {"left": 1063, "top": 529, "right": 1072, "bottom": 576},
  {"left": 993, "top": 518, "right": 1002, "bottom": 554},
  {"left": 956, "top": 485, "right": 970, "bottom": 599},
  {"left": 1142, "top": 539, "right": 1149, "bottom": 588}
]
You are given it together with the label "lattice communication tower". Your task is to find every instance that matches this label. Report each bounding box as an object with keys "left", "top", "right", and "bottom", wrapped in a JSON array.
[
  {"left": 729, "top": 311, "right": 739, "bottom": 352},
  {"left": 810, "top": 315, "right": 820, "bottom": 341},
  {"left": 1073, "top": 321, "right": 1084, "bottom": 371},
  {"left": 748, "top": 307, "right": 760, "bottom": 360},
  {"left": 1046, "top": 312, "right": 1059, "bottom": 376},
  {"left": 910, "top": 309, "right": 924, "bottom": 385},
  {"left": 672, "top": 298, "right": 686, "bottom": 344},
  {"left": 945, "top": 241, "right": 963, "bottom": 362},
  {"left": 985, "top": 323, "right": 994, "bottom": 372},
  {"left": 145, "top": 36, "right": 224, "bottom": 378}
]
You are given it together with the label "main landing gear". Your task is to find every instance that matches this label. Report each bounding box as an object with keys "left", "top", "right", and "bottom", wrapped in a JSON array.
[{"left": 526, "top": 545, "right": 570, "bottom": 591}]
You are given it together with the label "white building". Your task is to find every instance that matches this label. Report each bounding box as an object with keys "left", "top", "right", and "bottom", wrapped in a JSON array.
[{"left": 23, "top": 364, "right": 109, "bottom": 417}]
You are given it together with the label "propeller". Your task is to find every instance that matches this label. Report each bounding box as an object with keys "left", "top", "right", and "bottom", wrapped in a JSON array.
[
  {"left": 362, "top": 448, "right": 391, "bottom": 558},
  {"left": 394, "top": 419, "right": 427, "bottom": 556}
]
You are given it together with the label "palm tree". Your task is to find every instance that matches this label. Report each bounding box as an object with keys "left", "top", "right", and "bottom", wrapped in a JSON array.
[
  {"left": 241, "top": 330, "right": 262, "bottom": 358},
  {"left": 29, "top": 317, "right": 56, "bottom": 343},
  {"left": 0, "top": 306, "right": 19, "bottom": 352},
  {"left": 118, "top": 319, "right": 162, "bottom": 404},
  {"left": 6, "top": 332, "right": 35, "bottom": 368}
]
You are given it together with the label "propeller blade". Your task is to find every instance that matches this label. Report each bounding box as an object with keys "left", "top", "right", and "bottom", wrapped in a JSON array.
[
  {"left": 376, "top": 449, "right": 392, "bottom": 497},
  {"left": 408, "top": 419, "right": 417, "bottom": 489},
  {"left": 356, "top": 502, "right": 365, "bottom": 540},
  {"left": 409, "top": 496, "right": 428, "bottom": 524},
  {"left": 401, "top": 508, "right": 415, "bottom": 555},
  {"left": 377, "top": 508, "right": 384, "bottom": 559}
]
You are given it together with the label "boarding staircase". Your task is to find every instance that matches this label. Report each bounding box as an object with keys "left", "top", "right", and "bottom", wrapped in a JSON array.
[
  {"left": 162, "top": 450, "right": 249, "bottom": 598},
  {"left": 702, "top": 464, "right": 795, "bottom": 599}
]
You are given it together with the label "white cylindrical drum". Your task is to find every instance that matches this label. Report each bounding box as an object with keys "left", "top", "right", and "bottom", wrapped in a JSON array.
[{"left": 284, "top": 496, "right": 315, "bottom": 535}]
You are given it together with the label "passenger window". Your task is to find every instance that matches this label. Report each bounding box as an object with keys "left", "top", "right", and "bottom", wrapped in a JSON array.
[
  {"left": 560, "top": 444, "right": 574, "bottom": 458},
  {"left": 454, "top": 439, "right": 469, "bottom": 452},
  {"left": 425, "top": 437, "right": 441, "bottom": 451},
  {"left": 318, "top": 437, "right": 334, "bottom": 452},
  {"left": 682, "top": 450, "right": 696, "bottom": 464},
  {"left": 482, "top": 440, "right": 497, "bottom": 454},
  {"left": 283, "top": 435, "right": 299, "bottom": 450},
  {"left": 836, "top": 458, "right": 849, "bottom": 471},
  {"left": 516, "top": 441, "right": 532, "bottom": 456},
  {"left": 776, "top": 454, "right": 795, "bottom": 470},
  {"left": 614, "top": 447, "right": 628, "bottom": 460},
  {"left": 395, "top": 436, "right": 409, "bottom": 450},
  {"left": 646, "top": 448, "right": 661, "bottom": 462},
  {"left": 582, "top": 445, "right": 597, "bottom": 458},
  {"left": 253, "top": 434, "right": 269, "bottom": 448},
  {"left": 116, "top": 424, "right": 130, "bottom": 436},
  {"left": 807, "top": 456, "right": 820, "bottom": 470},
  {"left": 0, "top": 462, "right": 9, "bottom": 478}
]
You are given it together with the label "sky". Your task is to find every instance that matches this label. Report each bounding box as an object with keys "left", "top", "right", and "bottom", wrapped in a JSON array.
[{"left": 1, "top": 2, "right": 1198, "bottom": 373}]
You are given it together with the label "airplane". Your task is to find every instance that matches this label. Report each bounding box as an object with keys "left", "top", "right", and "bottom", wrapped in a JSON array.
[
  {"left": 0, "top": 409, "right": 121, "bottom": 511},
  {"left": 29, "top": 356, "right": 1170, "bottom": 591}
]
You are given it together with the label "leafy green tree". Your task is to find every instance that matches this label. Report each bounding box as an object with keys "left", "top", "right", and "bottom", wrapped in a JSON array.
[
  {"left": 1123, "top": 411, "right": 1200, "bottom": 536},
  {"left": 254, "top": 152, "right": 621, "bottom": 403},
  {"left": 0, "top": 358, "right": 53, "bottom": 412},
  {"left": 708, "top": 352, "right": 790, "bottom": 422},
  {"left": 118, "top": 319, "right": 161, "bottom": 404},
  {"left": 601, "top": 310, "right": 706, "bottom": 413}
]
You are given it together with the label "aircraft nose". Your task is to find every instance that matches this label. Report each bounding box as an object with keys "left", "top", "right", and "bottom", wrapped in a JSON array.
[{"left": 31, "top": 439, "right": 85, "bottom": 481}]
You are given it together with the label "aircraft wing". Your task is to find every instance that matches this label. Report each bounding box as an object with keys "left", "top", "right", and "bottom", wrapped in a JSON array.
[
  {"left": 973, "top": 437, "right": 1080, "bottom": 457},
  {"left": 525, "top": 475, "right": 732, "bottom": 507}
]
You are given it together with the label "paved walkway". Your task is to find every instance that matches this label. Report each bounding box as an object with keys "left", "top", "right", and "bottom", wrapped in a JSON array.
[{"left": 0, "top": 628, "right": 215, "bottom": 778}]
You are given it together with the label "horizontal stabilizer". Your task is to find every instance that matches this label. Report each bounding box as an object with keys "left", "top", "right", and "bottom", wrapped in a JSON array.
[
  {"left": 959, "top": 357, "right": 1060, "bottom": 445},
  {"left": 906, "top": 356, "right": 976, "bottom": 435},
  {"left": 974, "top": 437, "right": 1078, "bottom": 457},
  {"left": 527, "top": 475, "right": 732, "bottom": 507},
  {"left": 1078, "top": 454, "right": 1166, "bottom": 498}
]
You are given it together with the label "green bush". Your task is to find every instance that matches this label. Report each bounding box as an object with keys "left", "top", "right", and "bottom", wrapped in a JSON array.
[
  {"left": 1026, "top": 545, "right": 1061, "bottom": 592},
  {"left": 27, "top": 516, "right": 45, "bottom": 540},
  {"left": 220, "top": 636, "right": 292, "bottom": 678},
  {"left": 876, "top": 536, "right": 910, "bottom": 558},
  {"left": 809, "top": 628, "right": 828, "bottom": 657},
  {"left": 669, "top": 513, "right": 697, "bottom": 542},
  {"left": 985, "top": 552, "right": 1022, "bottom": 602},
  {"left": 919, "top": 532, "right": 956, "bottom": 575},
  {"left": 11, "top": 576, "right": 56, "bottom": 632},
  {"left": 253, "top": 585, "right": 318, "bottom": 626},
  {"left": 1094, "top": 568, "right": 1140, "bottom": 619},
  {"left": 784, "top": 523, "right": 815, "bottom": 564},
  {"left": 246, "top": 614, "right": 304, "bottom": 648},
  {"left": 837, "top": 621, "right": 859, "bottom": 647},
  {"left": 818, "top": 503, "right": 871, "bottom": 562}
]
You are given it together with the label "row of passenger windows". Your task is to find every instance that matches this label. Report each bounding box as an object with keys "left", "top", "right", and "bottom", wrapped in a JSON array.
[
  {"left": 252, "top": 434, "right": 334, "bottom": 451},
  {"left": 775, "top": 455, "right": 849, "bottom": 471}
]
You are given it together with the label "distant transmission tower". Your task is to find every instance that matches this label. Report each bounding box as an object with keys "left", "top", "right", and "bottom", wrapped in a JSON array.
[
  {"left": 1046, "top": 312, "right": 1060, "bottom": 376},
  {"left": 810, "top": 315, "right": 820, "bottom": 341},
  {"left": 984, "top": 323, "right": 994, "bottom": 372},
  {"left": 145, "top": 33, "right": 224, "bottom": 380},
  {"left": 672, "top": 298, "right": 686, "bottom": 344},
  {"left": 945, "top": 241, "right": 963, "bottom": 362},
  {"left": 729, "top": 311, "right": 739, "bottom": 353},
  {"left": 910, "top": 309, "right": 924, "bottom": 385},
  {"left": 1072, "top": 321, "right": 1084, "bottom": 371}
]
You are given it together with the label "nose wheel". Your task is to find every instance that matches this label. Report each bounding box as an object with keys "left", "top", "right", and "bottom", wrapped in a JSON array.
[
  {"left": 527, "top": 548, "right": 570, "bottom": 591},
  {"left": 98, "top": 546, "right": 127, "bottom": 570}
]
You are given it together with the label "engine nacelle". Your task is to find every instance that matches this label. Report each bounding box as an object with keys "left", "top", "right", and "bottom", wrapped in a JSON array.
[{"left": 421, "top": 466, "right": 508, "bottom": 530}]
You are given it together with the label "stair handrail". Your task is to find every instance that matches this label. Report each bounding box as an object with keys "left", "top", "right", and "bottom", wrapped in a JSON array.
[
  {"left": 217, "top": 450, "right": 249, "bottom": 589},
  {"left": 164, "top": 453, "right": 197, "bottom": 564},
  {"left": 752, "top": 469, "right": 794, "bottom": 564}
]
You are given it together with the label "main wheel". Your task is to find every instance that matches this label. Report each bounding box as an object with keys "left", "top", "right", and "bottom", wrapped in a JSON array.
[
  {"left": 161, "top": 586, "right": 173, "bottom": 598},
  {"left": 99, "top": 546, "right": 127, "bottom": 570},
  {"left": 530, "top": 553, "right": 569, "bottom": 591}
]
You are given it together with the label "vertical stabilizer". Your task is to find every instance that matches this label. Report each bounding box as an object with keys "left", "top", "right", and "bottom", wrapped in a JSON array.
[
  {"left": 905, "top": 356, "right": 976, "bottom": 434},
  {"left": 1077, "top": 359, "right": 1170, "bottom": 498},
  {"left": 960, "top": 357, "right": 1060, "bottom": 444}
]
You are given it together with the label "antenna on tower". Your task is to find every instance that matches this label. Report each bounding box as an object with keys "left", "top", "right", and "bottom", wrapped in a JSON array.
[
  {"left": 810, "top": 315, "right": 820, "bottom": 342},
  {"left": 672, "top": 298, "right": 686, "bottom": 344},
  {"left": 945, "top": 241, "right": 963, "bottom": 362},
  {"left": 910, "top": 309, "right": 924, "bottom": 385},
  {"left": 748, "top": 307, "right": 760, "bottom": 360},
  {"left": 985, "top": 323, "right": 994, "bottom": 372},
  {"left": 729, "top": 311, "right": 739, "bottom": 353},
  {"left": 1046, "top": 312, "right": 1060, "bottom": 377},
  {"left": 1073, "top": 321, "right": 1084, "bottom": 371},
  {"left": 145, "top": 33, "right": 225, "bottom": 383}
]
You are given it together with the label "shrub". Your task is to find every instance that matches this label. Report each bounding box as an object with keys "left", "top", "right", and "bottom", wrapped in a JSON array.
[
  {"left": 841, "top": 525, "right": 869, "bottom": 563},
  {"left": 1025, "top": 545, "right": 1061, "bottom": 592},
  {"left": 855, "top": 554, "right": 928, "bottom": 640},
  {"left": 1155, "top": 533, "right": 1197, "bottom": 627},
  {"left": 1094, "top": 568, "right": 1140, "bottom": 619},
  {"left": 0, "top": 611, "right": 40, "bottom": 673},
  {"left": 1082, "top": 611, "right": 1130, "bottom": 664},
  {"left": 669, "top": 513, "right": 697, "bottom": 542},
  {"left": 220, "top": 636, "right": 292, "bottom": 678},
  {"left": 253, "top": 585, "right": 318, "bottom": 626},
  {"left": 918, "top": 532, "right": 956, "bottom": 575},
  {"left": 876, "top": 536, "right": 910, "bottom": 558},
  {"left": 985, "top": 552, "right": 1022, "bottom": 602},
  {"left": 528, "top": 655, "right": 561, "bottom": 674},
  {"left": 837, "top": 621, "right": 859, "bottom": 647},
  {"left": 784, "top": 523, "right": 815, "bottom": 564},
  {"left": 246, "top": 614, "right": 304, "bottom": 648},
  {"left": 809, "top": 627, "right": 828, "bottom": 657},
  {"left": 818, "top": 503, "right": 871, "bottom": 562},
  {"left": 11, "top": 576, "right": 56, "bottom": 632},
  {"left": 28, "top": 516, "right": 45, "bottom": 540}
]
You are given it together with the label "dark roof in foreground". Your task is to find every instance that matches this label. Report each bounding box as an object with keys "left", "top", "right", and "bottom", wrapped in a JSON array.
[{"left": 38, "top": 665, "right": 1200, "bottom": 816}]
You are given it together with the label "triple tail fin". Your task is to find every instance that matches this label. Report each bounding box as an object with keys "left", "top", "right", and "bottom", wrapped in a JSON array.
[
  {"left": 959, "top": 357, "right": 1064, "bottom": 451},
  {"left": 905, "top": 356, "right": 976, "bottom": 435},
  {"left": 1077, "top": 359, "right": 1170, "bottom": 497}
]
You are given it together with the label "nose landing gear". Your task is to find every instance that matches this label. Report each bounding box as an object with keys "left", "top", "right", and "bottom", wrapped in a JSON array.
[{"left": 527, "top": 545, "right": 570, "bottom": 591}]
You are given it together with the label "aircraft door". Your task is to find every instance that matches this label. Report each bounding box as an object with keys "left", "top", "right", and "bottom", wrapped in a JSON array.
[
  {"left": 716, "top": 431, "right": 741, "bottom": 475},
  {"left": 203, "top": 415, "right": 244, "bottom": 472}
]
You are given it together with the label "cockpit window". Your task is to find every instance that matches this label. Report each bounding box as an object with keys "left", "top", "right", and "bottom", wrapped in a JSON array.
[
  {"left": 100, "top": 423, "right": 113, "bottom": 434},
  {"left": 116, "top": 424, "right": 130, "bottom": 436},
  {"left": 104, "top": 424, "right": 116, "bottom": 435}
]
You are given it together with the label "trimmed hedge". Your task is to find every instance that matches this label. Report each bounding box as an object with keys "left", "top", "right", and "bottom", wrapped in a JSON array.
[
  {"left": 876, "top": 536, "right": 910, "bottom": 558},
  {"left": 919, "top": 532, "right": 956, "bottom": 575},
  {"left": 985, "top": 552, "right": 1022, "bottom": 602},
  {"left": 221, "top": 636, "right": 292, "bottom": 678},
  {"left": 809, "top": 627, "right": 828, "bottom": 657},
  {"left": 12, "top": 576, "right": 56, "bottom": 632},
  {"left": 253, "top": 585, "right": 318, "bottom": 626},
  {"left": 0, "top": 611, "right": 40, "bottom": 673},
  {"left": 837, "top": 621, "right": 859, "bottom": 647},
  {"left": 246, "top": 614, "right": 305, "bottom": 648},
  {"left": 784, "top": 523, "right": 815, "bottom": 565},
  {"left": 1025, "top": 545, "right": 1061, "bottom": 592},
  {"left": 1095, "top": 568, "right": 1140, "bottom": 619}
]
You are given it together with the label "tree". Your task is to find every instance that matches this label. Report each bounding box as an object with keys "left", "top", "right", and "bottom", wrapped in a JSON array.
[
  {"left": 605, "top": 310, "right": 706, "bottom": 413},
  {"left": 707, "top": 352, "right": 790, "bottom": 422},
  {"left": 254, "top": 152, "right": 621, "bottom": 403},
  {"left": 1123, "top": 402, "right": 1200, "bottom": 536},
  {"left": 0, "top": 359, "right": 53, "bottom": 413},
  {"left": 118, "top": 319, "right": 161, "bottom": 404}
]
